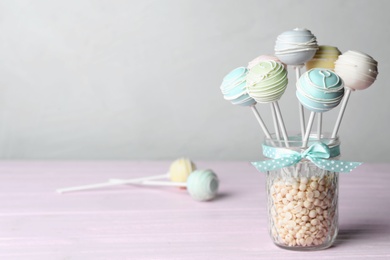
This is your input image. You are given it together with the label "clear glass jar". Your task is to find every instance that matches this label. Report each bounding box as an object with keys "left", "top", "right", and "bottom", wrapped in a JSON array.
[{"left": 265, "top": 135, "right": 339, "bottom": 250}]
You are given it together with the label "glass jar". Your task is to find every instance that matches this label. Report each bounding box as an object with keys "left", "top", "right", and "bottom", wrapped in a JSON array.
[{"left": 265, "top": 135, "right": 339, "bottom": 250}]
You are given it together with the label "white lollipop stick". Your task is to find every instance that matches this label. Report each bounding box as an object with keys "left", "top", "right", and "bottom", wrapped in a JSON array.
[
  {"left": 270, "top": 104, "right": 281, "bottom": 143},
  {"left": 331, "top": 88, "right": 352, "bottom": 139},
  {"left": 302, "top": 112, "right": 316, "bottom": 148},
  {"left": 273, "top": 102, "right": 289, "bottom": 147},
  {"left": 317, "top": 113, "right": 322, "bottom": 140},
  {"left": 110, "top": 178, "right": 185, "bottom": 187},
  {"left": 56, "top": 174, "right": 168, "bottom": 194},
  {"left": 295, "top": 66, "right": 306, "bottom": 139},
  {"left": 250, "top": 105, "right": 275, "bottom": 145}
]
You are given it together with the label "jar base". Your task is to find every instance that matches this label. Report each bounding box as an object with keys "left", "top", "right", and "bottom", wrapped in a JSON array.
[{"left": 274, "top": 242, "right": 333, "bottom": 251}]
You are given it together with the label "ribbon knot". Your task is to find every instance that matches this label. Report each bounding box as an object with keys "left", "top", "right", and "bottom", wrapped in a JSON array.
[
  {"left": 252, "top": 142, "right": 362, "bottom": 173},
  {"left": 301, "top": 142, "right": 330, "bottom": 161}
]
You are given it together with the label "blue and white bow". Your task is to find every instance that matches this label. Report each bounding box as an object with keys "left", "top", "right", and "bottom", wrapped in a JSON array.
[{"left": 252, "top": 142, "right": 362, "bottom": 173}]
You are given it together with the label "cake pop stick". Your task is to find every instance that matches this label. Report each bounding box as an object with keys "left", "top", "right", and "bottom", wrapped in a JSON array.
[
  {"left": 295, "top": 66, "right": 306, "bottom": 138},
  {"left": 331, "top": 89, "right": 351, "bottom": 139},
  {"left": 273, "top": 102, "right": 289, "bottom": 147},
  {"left": 57, "top": 158, "right": 196, "bottom": 194},
  {"left": 317, "top": 113, "right": 323, "bottom": 140},
  {"left": 110, "top": 170, "right": 219, "bottom": 202},
  {"left": 302, "top": 112, "right": 316, "bottom": 148},
  {"left": 331, "top": 50, "right": 378, "bottom": 139},
  {"left": 57, "top": 174, "right": 167, "bottom": 194},
  {"left": 270, "top": 104, "right": 281, "bottom": 143},
  {"left": 250, "top": 105, "right": 275, "bottom": 145},
  {"left": 220, "top": 67, "right": 275, "bottom": 145},
  {"left": 297, "top": 69, "right": 345, "bottom": 148}
]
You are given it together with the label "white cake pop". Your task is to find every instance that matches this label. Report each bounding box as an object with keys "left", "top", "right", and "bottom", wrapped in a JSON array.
[{"left": 331, "top": 50, "right": 378, "bottom": 139}]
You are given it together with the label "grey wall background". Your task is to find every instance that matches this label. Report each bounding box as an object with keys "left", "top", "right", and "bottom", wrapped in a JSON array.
[{"left": 0, "top": 0, "right": 388, "bottom": 162}]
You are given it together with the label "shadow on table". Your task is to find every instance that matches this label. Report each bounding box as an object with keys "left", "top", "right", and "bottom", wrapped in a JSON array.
[
  {"left": 333, "top": 223, "right": 390, "bottom": 247},
  {"left": 215, "top": 192, "right": 233, "bottom": 201}
]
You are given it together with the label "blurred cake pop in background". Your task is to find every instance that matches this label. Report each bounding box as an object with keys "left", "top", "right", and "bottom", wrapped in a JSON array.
[
  {"left": 169, "top": 158, "right": 196, "bottom": 182},
  {"left": 186, "top": 169, "right": 219, "bottom": 201},
  {"left": 306, "top": 45, "right": 341, "bottom": 71}
]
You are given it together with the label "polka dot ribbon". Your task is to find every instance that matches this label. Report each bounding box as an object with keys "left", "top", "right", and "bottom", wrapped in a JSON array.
[{"left": 252, "top": 142, "right": 362, "bottom": 173}]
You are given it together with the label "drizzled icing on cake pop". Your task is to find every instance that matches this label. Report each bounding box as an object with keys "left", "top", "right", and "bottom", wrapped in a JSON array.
[
  {"left": 335, "top": 50, "right": 378, "bottom": 90},
  {"left": 220, "top": 67, "right": 256, "bottom": 106},
  {"left": 246, "top": 60, "right": 288, "bottom": 103},
  {"left": 306, "top": 45, "right": 341, "bottom": 71},
  {"left": 275, "top": 28, "right": 319, "bottom": 65},
  {"left": 296, "top": 69, "right": 344, "bottom": 113}
]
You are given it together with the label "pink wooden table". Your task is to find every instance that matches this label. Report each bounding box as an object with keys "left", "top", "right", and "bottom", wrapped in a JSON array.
[{"left": 1, "top": 161, "right": 390, "bottom": 259}]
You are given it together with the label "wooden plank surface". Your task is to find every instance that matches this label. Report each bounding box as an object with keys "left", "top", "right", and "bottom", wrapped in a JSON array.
[{"left": 0, "top": 161, "right": 389, "bottom": 259}]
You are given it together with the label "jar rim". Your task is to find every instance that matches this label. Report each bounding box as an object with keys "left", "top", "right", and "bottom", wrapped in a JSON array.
[{"left": 263, "top": 133, "right": 340, "bottom": 149}]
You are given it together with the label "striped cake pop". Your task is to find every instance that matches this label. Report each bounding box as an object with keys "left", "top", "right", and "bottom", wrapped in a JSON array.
[
  {"left": 248, "top": 55, "right": 286, "bottom": 141},
  {"left": 306, "top": 45, "right": 341, "bottom": 71},
  {"left": 246, "top": 60, "right": 290, "bottom": 146},
  {"left": 296, "top": 69, "right": 344, "bottom": 147}
]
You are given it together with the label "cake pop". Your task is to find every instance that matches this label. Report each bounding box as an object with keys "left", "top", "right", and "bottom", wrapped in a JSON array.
[
  {"left": 110, "top": 169, "right": 219, "bottom": 201},
  {"left": 296, "top": 69, "right": 344, "bottom": 147},
  {"left": 220, "top": 67, "right": 274, "bottom": 143},
  {"left": 246, "top": 60, "right": 289, "bottom": 146},
  {"left": 306, "top": 45, "right": 341, "bottom": 71},
  {"left": 275, "top": 28, "right": 319, "bottom": 139},
  {"left": 275, "top": 28, "right": 319, "bottom": 65},
  {"left": 305, "top": 45, "right": 341, "bottom": 139},
  {"left": 331, "top": 50, "right": 378, "bottom": 138},
  {"left": 248, "top": 55, "right": 286, "bottom": 141},
  {"left": 57, "top": 158, "right": 196, "bottom": 193}
]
